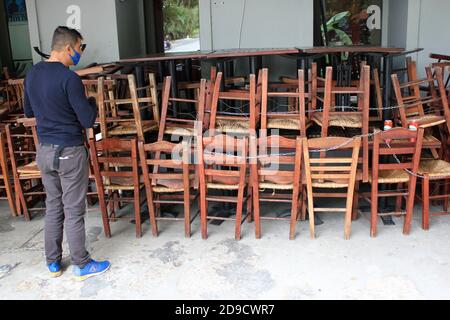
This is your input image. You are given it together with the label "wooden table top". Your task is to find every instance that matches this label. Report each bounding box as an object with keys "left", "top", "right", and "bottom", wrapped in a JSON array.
[
  {"left": 118, "top": 51, "right": 213, "bottom": 63},
  {"left": 206, "top": 48, "right": 301, "bottom": 59},
  {"left": 301, "top": 46, "right": 406, "bottom": 55}
]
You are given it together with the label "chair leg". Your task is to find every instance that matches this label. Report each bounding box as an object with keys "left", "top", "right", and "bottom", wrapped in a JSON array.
[
  {"left": 184, "top": 190, "right": 191, "bottom": 238},
  {"left": 352, "top": 182, "right": 360, "bottom": 221},
  {"left": 98, "top": 189, "right": 112, "bottom": 238},
  {"left": 307, "top": 188, "right": 315, "bottom": 239},
  {"left": 395, "top": 183, "right": 403, "bottom": 215},
  {"left": 289, "top": 191, "right": 300, "bottom": 240},
  {"left": 200, "top": 188, "right": 208, "bottom": 240},
  {"left": 235, "top": 188, "right": 245, "bottom": 241},
  {"left": 300, "top": 188, "right": 307, "bottom": 221},
  {"left": 134, "top": 190, "right": 142, "bottom": 238},
  {"left": 344, "top": 192, "right": 355, "bottom": 241},
  {"left": 422, "top": 175, "right": 430, "bottom": 231},
  {"left": 444, "top": 178, "right": 449, "bottom": 212},
  {"left": 246, "top": 186, "right": 253, "bottom": 223},
  {"left": 253, "top": 186, "right": 261, "bottom": 239},
  {"left": 370, "top": 184, "right": 378, "bottom": 238}
]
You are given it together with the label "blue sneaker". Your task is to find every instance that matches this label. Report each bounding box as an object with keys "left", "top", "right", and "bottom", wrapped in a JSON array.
[
  {"left": 73, "top": 260, "right": 111, "bottom": 281},
  {"left": 48, "top": 262, "right": 62, "bottom": 278}
]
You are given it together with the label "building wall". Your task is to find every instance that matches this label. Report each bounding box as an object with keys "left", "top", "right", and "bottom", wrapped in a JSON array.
[
  {"left": 416, "top": 0, "right": 450, "bottom": 76},
  {"left": 26, "top": 0, "right": 120, "bottom": 68},
  {"left": 115, "top": 0, "right": 147, "bottom": 59}
]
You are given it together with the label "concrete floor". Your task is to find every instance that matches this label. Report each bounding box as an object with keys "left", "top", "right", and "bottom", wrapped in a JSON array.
[{"left": 1, "top": 199, "right": 450, "bottom": 300}]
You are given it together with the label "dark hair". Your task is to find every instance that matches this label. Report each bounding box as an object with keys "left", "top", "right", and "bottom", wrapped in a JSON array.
[{"left": 51, "top": 26, "right": 83, "bottom": 51}]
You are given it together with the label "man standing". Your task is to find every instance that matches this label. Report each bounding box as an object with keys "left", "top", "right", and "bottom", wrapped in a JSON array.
[{"left": 24, "top": 26, "right": 110, "bottom": 281}]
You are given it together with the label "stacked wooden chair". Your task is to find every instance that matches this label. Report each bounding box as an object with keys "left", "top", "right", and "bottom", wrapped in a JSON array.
[
  {"left": 197, "top": 134, "right": 250, "bottom": 240},
  {"left": 5, "top": 119, "right": 44, "bottom": 220},
  {"left": 302, "top": 136, "right": 361, "bottom": 240},
  {"left": 311, "top": 65, "right": 370, "bottom": 182},
  {"left": 368, "top": 127, "right": 424, "bottom": 237},
  {"left": 89, "top": 138, "right": 145, "bottom": 238},
  {"left": 139, "top": 140, "right": 197, "bottom": 237},
  {"left": 250, "top": 134, "right": 303, "bottom": 240}
]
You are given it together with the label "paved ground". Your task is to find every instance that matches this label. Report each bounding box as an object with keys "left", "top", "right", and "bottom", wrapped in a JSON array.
[{"left": 0, "top": 199, "right": 450, "bottom": 300}]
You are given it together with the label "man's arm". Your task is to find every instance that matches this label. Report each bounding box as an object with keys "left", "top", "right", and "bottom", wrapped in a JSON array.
[
  {"left": 66, "top": 73, "right": 97, "bottom": 129},
  {"left": 24, "top": 79, "right": 34, "bottom": 118}
]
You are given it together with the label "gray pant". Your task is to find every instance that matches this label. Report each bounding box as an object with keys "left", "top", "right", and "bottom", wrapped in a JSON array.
[{"left": 37, "top": 144, "right": 91, "bottom": 267}]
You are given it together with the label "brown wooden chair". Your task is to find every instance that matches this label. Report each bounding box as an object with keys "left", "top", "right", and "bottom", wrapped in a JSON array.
[
  {"left": 0, "top": 128, "right": 16, "bottom": 216},
  {"left": 100, "top": 74, "right": 159, "bottom": 141},
  {"left": 261, "top": 69, "right": 308, "bottom": 136},
  {"left": 139, "top": 140, "right": 197, "bottom": 237},
  {"left": 89, "top": 138, "right": 145, "bottom": 238},
  {"left": 158, "top": 77, "right": 207, "bottom": 139},
  {"left": 369, "top": 127, "right": 425, "bottom": 237},
  {"left": 311, "top": 65, "right": 370, "bottom": 182},
  {"left": 1, "top": 79, "right": 25, "bottom": 123},
  {"left": 250, "top": 134, "right": 302, "bottom": 240},
  {"left": 391, "top": 64, "right": 450, "bottom": 134},
  {"left": 5, "top": 121, "right": 44, "bottom": 220},
  {"left": 197, "top": 134, "right": 250, "bottom": 240},
  {"left": 209, "top": 72, "right": 260, "bottom": 136},
  {"left": 302, "top": 136, "right": 361, "bottom": 240}
]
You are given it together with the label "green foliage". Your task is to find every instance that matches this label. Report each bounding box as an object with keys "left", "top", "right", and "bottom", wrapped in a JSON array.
[{"left": 163, "top": 0, "right": 199, "bottom": 40}]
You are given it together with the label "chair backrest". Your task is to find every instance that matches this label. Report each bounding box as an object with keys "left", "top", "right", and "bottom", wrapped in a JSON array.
[
  {"left": 250, "top": 134, "right": 302, "bottom": 187},
  {"left": 7, "top": 79, "right": 25, "bottom": 112},
  {"left": 112, "top": 73, "right": 159, "bottom": 140},
  {"left": 391, "top": 63, "right": 442, "bottom": 125},
  {"left": 5, "top": 122, "right": 39, "bottom": 178},
  {"left": 139, "top": 140, "right": 191, "bottom": 191},
  {"left": 158, "top": 76, "right": 207, "bottom": 140},
  {"left": 261, "top": 68, "right": 307, "bottom": 136},
  {"left": 198, "top": 134, "right": 248, "bottom": 188},
  {"left": 302, "top": 136, "right": 361, "bottom": 187},
  {"left": 372, "top": 127, "right": 424, "bottom": 184},
  {"left": 89, "top": 138, "right": 139, "bottom": 188},
  {"left": 209, "top": 72, "right": 258, "bottom": 135}
]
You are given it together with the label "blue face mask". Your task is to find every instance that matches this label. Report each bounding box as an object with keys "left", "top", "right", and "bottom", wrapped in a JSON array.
[{"left": 69, "top": 47, "right": 82, "bottom": 66}]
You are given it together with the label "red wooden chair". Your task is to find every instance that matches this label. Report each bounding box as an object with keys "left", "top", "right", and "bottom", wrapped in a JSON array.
[
  {"left": 369, "top": 127, "right": 424, "bottom": 237},
  {"left": 89, "top": 138, "right": 145, "bottom": 238},
  {"left": 139, "top": 140, "right": 197, "bottom": 237},
  {"left": 0, "top": 128, "right": 16, "bottom": 216},
  {"left": 250, "top": 134, "right": 302, "bottom": 240},
  {"left": 197, "top": 134, "right": 250, "bottom": 240}
]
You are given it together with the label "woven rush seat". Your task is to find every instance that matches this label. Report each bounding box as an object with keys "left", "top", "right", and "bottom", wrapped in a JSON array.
[
  {"left": 207, "top": 183, "right": 240, "bottom": 190},
  {"left": 164, "top": 127, "right": 195, "bottom": 137},
  {"left": 369, "top": 169, "right": 410, "bottom": 184},
  {"left": 109, "top": 123, "right": 158, "bottom": 136},
  {"left": 216, "top": 119, "right": 250, "bottom": 134},
  {"left": 311, "top": 180, "right": 349, "bottom": 188},
  {"left": 406, "top": 114, "right": 446, "bottom": 128},
  {"left": 259, "top": 182, "right": 294, "bottom": 190},
  {"left": 106, "top": 184, "right": 143, "bottom": 191},
  {"left": 17, "top": 161, "right": 40, "bottom": 176},
  {"left": 312, "top": 113, "right": 363, "bottom": 128},
  {"left": 152, "top": 186, "right": 186, "bottom": 193},
  {"left": 419, "top": 160, "right": 450, "bottom": 178}
]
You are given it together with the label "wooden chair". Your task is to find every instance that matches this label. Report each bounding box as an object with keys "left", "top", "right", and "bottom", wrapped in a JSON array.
[
  {"left": 89, "top": 138, "right": 145, "bottom": 238},
  {"left": 250, "top": 134, "right": 302, "bottom": 240},
  {"left": 391, "top": 65, "right": 450, "bottom": 134},
  {"left": 369, "top": 127, "right": 424, "bottom": 237},
  {"left": 1, "top": 79, "right": 25, "bottom": 123},
  {"left": 100, "top": 74, "right": 159, "bottom": 141},
  {"left": 209, "top": 72, "right": 260, "bottom": 136},
  {"left": 197, "top": 134, "right": 250, "bottom": 240},
  {"left": 311, "top": 65, "right": 370, "bottom": 182},
  {"left": 139, "top": 140, "right": 197, "bottom": 237},
  {"left": 302, "top": 136, "right": 361, "bottom": 240},
  {"left": 0, "top": 128, "right": 16, "bottom": 216},
  {"left": 5, "top": 121, "right": 44, "bottom": 220},
  {"left": 261, "top": 68, "right": 308, "bottom": 136},
  {"left": 158, "top": 77, "right": 207, "bottom": 139}
]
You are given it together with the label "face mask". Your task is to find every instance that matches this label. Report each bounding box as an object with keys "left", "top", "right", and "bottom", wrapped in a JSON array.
[{"left": 69, "top": 47, "right": 82, "bottom": 66}]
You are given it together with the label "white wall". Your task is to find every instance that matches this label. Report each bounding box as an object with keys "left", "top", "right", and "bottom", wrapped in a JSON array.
[
  {"left": 200, "top": 0, "right": 313, "bottom": 50},
  {"left": 416, "top": 0, "right": 450, "bottom": 76},
  {"left": 26, "top": 0, "right": 120, "bottom": 68}
]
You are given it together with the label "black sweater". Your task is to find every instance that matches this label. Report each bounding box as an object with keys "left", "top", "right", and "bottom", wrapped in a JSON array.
[{"left": 24, "top": 61, "right": 96, "bottom": 147}]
